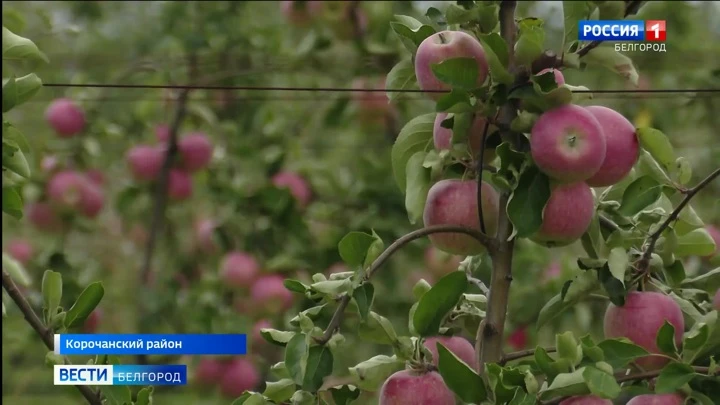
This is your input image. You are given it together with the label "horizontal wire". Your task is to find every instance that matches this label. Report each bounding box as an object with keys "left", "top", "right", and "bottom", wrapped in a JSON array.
[{"left": 40, "top": 83, "right": 720, "bottom": 94}]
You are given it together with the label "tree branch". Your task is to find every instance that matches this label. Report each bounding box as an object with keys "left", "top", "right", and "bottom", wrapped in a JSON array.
[
  {"left": 500, "top": 347, "right": 557, "bottom": 365},
  {"left": 543, "top": 366, "right": 717, "bottom": 405},
  {"left": 314, "top": 225, "right": 495, "bottom": 344},
  {"left": 468, "top": 276, "right": 490, "bottom": 295},
  {"left": 2, "top": 270, "right": 102, "bottom": 405},
  {"left": 476, "top": 0, "right": 518, "bottom": 374},
  {"left": 136, "top": 88, "right": 190, "bottom": 365},
  {"left": 637, "top": 167, "right": 720, "bottom": 273},
  {"left": 476, "top": 118, "right": 491, "bottom": 234}
]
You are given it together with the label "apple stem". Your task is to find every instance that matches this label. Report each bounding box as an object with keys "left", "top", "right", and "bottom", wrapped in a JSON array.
[
  {"left": 437, "top": 32, "right": 447, "bottom": 44},
  {"left": 1, "top": 270, "right": 103, "bottom": 405}
]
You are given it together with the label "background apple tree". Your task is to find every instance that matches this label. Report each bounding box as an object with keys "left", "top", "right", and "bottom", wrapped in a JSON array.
[{"left": 2, "top": 1, "right": 719, "bottom": 405}]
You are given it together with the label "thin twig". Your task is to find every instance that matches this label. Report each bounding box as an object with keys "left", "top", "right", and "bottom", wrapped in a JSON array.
[
  {"left": 468, "top": 276, "right": 490, "bottom": 295},
  {"left": 636, "top": 167, "right": 720, "bottom": 273},
  {"left": 476, "top": 0, "right": 519, "bottom": 374},
  {"left": 136, "top": 88, "right": 190, "bottom": 365},
  {"left": 543, "top": 366, "right": 716, "bottom": 405},
  {"left": 500, "top": 347, "right": 557, "bottom": 365},
  {"left": 313, "top": 225, "right": 495, "bottom": 344},
  {"left": 2, "top": 270, "right": 103, "bottom": 405},
  {"left": 476, "top": 118, "right": 491, "bottom": 234}
]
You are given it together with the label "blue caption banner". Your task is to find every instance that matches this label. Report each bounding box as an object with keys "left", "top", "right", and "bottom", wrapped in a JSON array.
[
  {"left": 54, "top": 365, "right": 187, "bottom": 385},
  {"left": 578, "top": 20, "right": 645, "bottom": 41},
  {"left": 54, "top": 334, "right": 247, "bottom": 355}
]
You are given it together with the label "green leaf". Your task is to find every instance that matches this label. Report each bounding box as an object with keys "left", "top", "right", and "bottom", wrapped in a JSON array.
[
  {"left": 537, "top": 271, "right": 599, "bottom": 329},
  {"left": 64, "top": 282, "right": 104, "bottom": 328},
  {"left": 675, "top": 204, "right": 704, "bottom": 235},
  {"left": 579, "top": 336, "right": 605, "bottom": 362},
  {"left": 352, "top": 283, "right": 374, "bottom": 321},
  {"left": 430, "top": 57, "right": 480, "bottom": 89},
  {"left": 556, "top": 332, "right": 581, "bottom": 366},
  {"left": 597, "top": 1, "right": 625, "bottom": 20},
  {"left": 363, "top": 230, "right": 384, "bottom": 269},
  {"left": 507, "top": 166, "right": 551, "bottom": 239},
  {"left": 2, "top": 26, "right": 49, "bottom": 64},
  {"left": 2, "top": 252, "right": 31, "bottom": 286},
  {"left": 655, "top": 363, "right": 697, "bottom": 394},
  {"left": 413, "top": 271, "right": 468, "bottom": 337},
  {"left": 477, "top": 33, "right": 513, "bottom": 84},
  {"left": 302, "top": 345, "right": 334, "bottom": 392},
  {"left": 671, "top": 157, "right": 692, "bottom": 185},
  {"left": 3, "top": 123, "right": 30, "bottom": 153},
  {"left": 311, "top": 279, "right": 352, "bottom": 296},
  {"left": 100, "top": 386, "right": 132, "bottom": 405},
  {"left": 656, "top": 321, "right": 678, "bottom": 355},
  {"left": 636, "top": 128, "right": 675, "bottom": 172},
  {"left": 330, "top": 385, "right": 361, "bottom": 405},
  {"left": 391, "top": 113, "right": 435, "bottom": 192},
  {"left": 582, "top": 45, "right": 639, "bottom": 86},
  {"left": 539, "top": 368, "right": 589, "bottom": 399},
  {"left": 385, "top": 59, "right": 417, "bottom": 103},
  {"left": 682, "top": 268, "right": 720, "bottom": 292},
  {"left": 389, "top": 16, "right": 436, "bottom": 53},
  {"left": 2, "top": 73, "right": 42, "bottom": 112},
  {"left": 261, "top": 329, "right": 296, "bottom": 346},
  {"left": 348, "top": 355, "right": 404, "bottom": 391},
  {"left": 444, "top": 4, "right": 476, "bottom": 25},
  {"left": 514, "top": 18, "right": 545, "bottom": 68},
  {"left": 582, "top": 365, "right": 621, "bottom": 399},
  {"left": 674, "top": 228, "right": 717, "bottom": 257},
  {"left": 436, "top": 343, "right": 487, "bottom": 402},
  {"left": 3, "top": 144, "right": 30, "bottom": 178},
  {"left": 617, "top": 175, "right": 662, "bottom": 217},
  {"left": 435, "top": 88, "right": 474, "bottom": 113},
  {"left": 595, "top": 339, "right": 649, "bottom": 368},
  {"left": 358, "top": 312, "right": 398, "bottom": 345},
  {"left": 607, "top": 247, "right": 628, "bottom": 286},
  {"left": 337, "top": 231, "right": 378, "bottom": 268},
  {"left": 284, "top": 279, "right": 309, "bottom": 294},
  {"left": 41, "top": 270, "right": 63, "bottom": 321},
  {"left": 135, "top": 387, "right": 153, "bottom": 405},
  {"left": 581, "top": 215, "right": 607, "bottom": 259},
  {"left": 285, "top": 334, "right": 308, "bottom": 386},
  {"left": 683, "top": 322, "right": 710, "bottom": 359},
  {"left": 289, "top": 305, "right": 327, "bottom": 327},
  {"left": 663, "top": 260, "right": 686, "bottom": 288},
  {"left": 44, "top": 351, "right": 64, "bottom": 366},
  {"left": 562, "top": 1, "right": 596, "bottom": 50},
  {"left": 405, "top": 151, "right": 431, "bottom": 225}
]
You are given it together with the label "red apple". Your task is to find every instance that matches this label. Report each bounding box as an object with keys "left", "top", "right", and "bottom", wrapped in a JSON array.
[
  {"left": 584, "top": 106, "right": 639, "bottom": 187},
  {"left": 424, "top": 247, "right": 462, "bottom": 278},
  {"left": 704, "top": 225, "right": 720, "bottom": 259},
  {"left": 272, "top": 171, "right": 312, "bottom": 208},
  {"left": 423, "top": 179, "right": 499, "bottom": 256},
  {"left": 604, "top": 291, "right": 684, "bottom": 370},
  {"left": 433, "top": 112, "right": 496, "bottom": 161},
  {"left": 251, "top": 275, "right": 293, "bottom": 313},
  {"left": 27, "top": 202, "right": 63, "bottom": 232},
  {"left": 415, "top": 30, "right": 489, "bottom": 99},
  {"left": 5, "top": 240, "right": 33, "bottom": 265},
  {"left": 83, "top": 309, "right": 102, "bottom": 333},
  {"left": 46, "top": 170, "right": 86, "bottom": 211},
  {"left": 77, "top": 179, "right": 105, "bottom": 218},
  {"left": 220, "top": 251, "right": 260, "bottom": 289},
  {"left": 379, "top": 370, "right": 455, "bottom": 405},
  {"left": 424, "top": 335, "right": 477, "bottom": 369},
  {"left": 194, "top": 358, "right": 227, "bottom": 387},
  {"left": 507, "top": 326, "right": 528, "bottom": 350},
  {"left": 168, "top": 169, "right": 193, "bottom": 200},
  {"left": 531, "top": 182, "right": 595, "bottom": 247},
  {"left": 541, "top": 261, "right": 563, "bottom": 282},
  {"left": 252, "top": 319, "right": 272, "bottom": 346},
  {"left": 626, "top": 393, "right": 685, "bottom": 405},
  {"left": 178, "top": 132, "right": 213, "bottom": 172},
  {"left": 194, "top": 219, "right": 217, "bottom": 254},
  {"left": 530, "top": 104, "right": 606, "bottom": 183},
  {"left": 155, "top": 124, "right": 170, "bottom": 143},
  {"left": 126, "top": 145, "right": 165, "bottom": 182},
  {"left": 219, "top": 358, "right": 260, "bottom": 398},
  {"left": 45, "top": 98, "right": 86, "bottom": 138}
]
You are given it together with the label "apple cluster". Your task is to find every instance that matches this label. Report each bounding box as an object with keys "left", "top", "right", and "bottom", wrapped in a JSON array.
[
  {"left": 125, "top": 125, "right": 214, "bottom": 201},
  {"left": 23, "top": 99, "right": 106, "bottom": 233}
]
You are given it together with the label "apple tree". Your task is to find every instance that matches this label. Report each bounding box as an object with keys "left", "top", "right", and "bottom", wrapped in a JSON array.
[{"left": 234, "top": 1, "right": 719, "bottom": 404}]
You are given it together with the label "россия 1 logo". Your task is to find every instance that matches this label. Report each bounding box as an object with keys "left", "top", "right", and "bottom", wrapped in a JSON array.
[{"left": 578, "top": 20, "right": 666, "bottom": 53}]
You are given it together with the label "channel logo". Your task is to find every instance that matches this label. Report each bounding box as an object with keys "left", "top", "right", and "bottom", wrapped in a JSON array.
[{"left": 578, "top": 20, "right": 666, "bottom": 42}]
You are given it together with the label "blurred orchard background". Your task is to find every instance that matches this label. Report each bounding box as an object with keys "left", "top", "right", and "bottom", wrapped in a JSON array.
[{"left": 2, "top": 1, "right": 720, "bottom": 404}]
